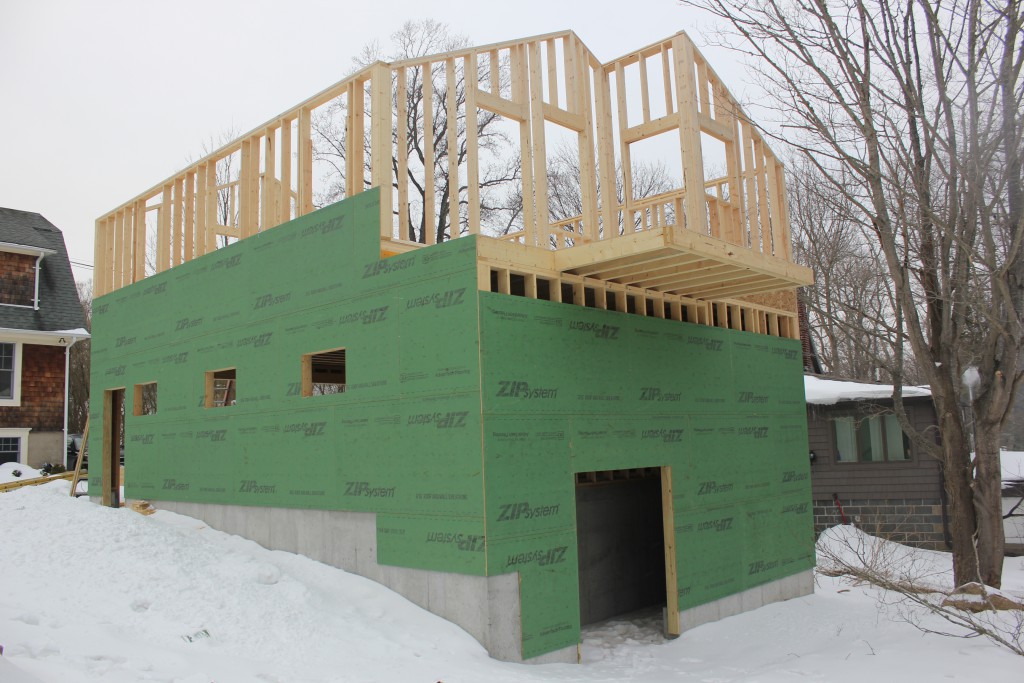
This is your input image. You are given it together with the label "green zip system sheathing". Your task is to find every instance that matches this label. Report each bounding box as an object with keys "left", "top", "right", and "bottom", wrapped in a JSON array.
[{"left": 89, "top": 189, "right": 814, "bottom": 660}]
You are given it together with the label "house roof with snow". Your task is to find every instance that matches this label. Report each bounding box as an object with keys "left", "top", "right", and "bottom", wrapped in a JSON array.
[
  {"left": 804, "top": 374, "right": 932, "bottom": 406},
  {"left": 0, "top": 207, "right": 88, "bottom": 334}
]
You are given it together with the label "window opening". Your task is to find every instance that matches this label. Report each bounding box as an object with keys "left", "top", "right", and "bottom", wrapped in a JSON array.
[
  {"left": 302, "top": 348, "right": 346, "bottom": 396},
  {"left": 205, "top": 368, "right": 237, "bottom": 407},
  {"left": 133, "top": 382, "right": 158, "bottom": 416}
]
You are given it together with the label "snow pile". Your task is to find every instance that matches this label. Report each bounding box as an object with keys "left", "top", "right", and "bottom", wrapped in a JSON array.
[
  {"left": 816, "top": 525, "right": 954, "bottom": 592},
  {"left": 1, "top": 483, "right": 1022, "bottom": 682},
  {"left": 0, "top": 462, "right": 42, "bottom": 484},
  {"left": 804, "top": 374, "right": 931, "bottom": 405}
]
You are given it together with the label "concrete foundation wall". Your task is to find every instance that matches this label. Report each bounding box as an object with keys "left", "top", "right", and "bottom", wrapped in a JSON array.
[
  {"left": 677, "top": 569, "right": 814, "bottom": 631},
  {"left": 26, "top": 431, "right": 63, "bottom": 469},
  {"left": 154, "top": 500, "right": 577, "bottom": 664}
]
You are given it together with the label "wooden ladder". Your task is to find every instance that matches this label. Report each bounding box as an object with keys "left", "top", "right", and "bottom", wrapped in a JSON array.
[
  {"left": 212, "top": 378, "right": 235, "bottom": 407},
  {"left": 69, "top": 417, "right": 89, "bottom": 497}
]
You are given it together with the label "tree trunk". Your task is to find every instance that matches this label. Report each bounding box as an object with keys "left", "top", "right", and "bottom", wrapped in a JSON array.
[
  {"left": 973, "top": 421, "right": 1006, "bottom": 587},
  {"left": 935, "top": 397, "right": 982, "bottom": 587}
]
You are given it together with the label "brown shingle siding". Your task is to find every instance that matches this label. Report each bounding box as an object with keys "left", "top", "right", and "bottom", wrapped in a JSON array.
[
  {"left": 0, "top": 251, "right": 37, "bottom": 306},
  {"left": 0, "top": 343, "right": 65, "bottom": 430}
]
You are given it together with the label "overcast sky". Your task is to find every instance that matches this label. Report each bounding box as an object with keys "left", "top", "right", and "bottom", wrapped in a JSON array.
[{"left": 0, "top": 0, "right": 748, "bottom": 286}]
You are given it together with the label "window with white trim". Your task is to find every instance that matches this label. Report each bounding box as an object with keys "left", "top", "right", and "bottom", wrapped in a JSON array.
[
  {"left": 0, "top": 428, "right": 30, "bottom": 465},
  {"left": 834, "top": 414, "right": 911, "bottom": 462},
  {"left": 0, "top": 342, "right": 22, "bottom": 406}
]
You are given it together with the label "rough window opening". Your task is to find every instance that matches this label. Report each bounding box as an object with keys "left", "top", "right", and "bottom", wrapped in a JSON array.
[
  {"left": 536, "top": 278, "right": 552, "bottom": 301},
  {"left": 133, "top": 382, "right": 158, "bottom": 416},
  {"left": 509, "top": 273, "right": 527, "bottom": 297},
  {"left": 303, "top": 348, "right": 346, "bottom": 396},
  {"left": 561, "top": 282, "right": 575, "bottom": 303},
  {"left": 205, "top": 368, "right": 237, "bottom": 407}
]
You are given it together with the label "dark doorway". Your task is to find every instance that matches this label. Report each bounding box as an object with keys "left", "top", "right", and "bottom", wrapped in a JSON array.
[
  {"left": 102, "top": 388, "right": 125, "bottom": 507},
  {"left": 575, "top": 468, "right": 667, "bottom": 626}
]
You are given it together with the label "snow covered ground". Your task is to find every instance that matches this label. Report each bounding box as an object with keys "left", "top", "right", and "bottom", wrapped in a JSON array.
[{"left": 0, "top": 482, "right": 1021, "bottom": 682}]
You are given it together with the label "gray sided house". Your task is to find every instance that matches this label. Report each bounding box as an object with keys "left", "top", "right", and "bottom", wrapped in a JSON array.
[
  {"left": 0, "top": 208, "right": 88, "bottom": 467},
  {"left": 805, "top": 375, "right": 946, "bottom": 549}
]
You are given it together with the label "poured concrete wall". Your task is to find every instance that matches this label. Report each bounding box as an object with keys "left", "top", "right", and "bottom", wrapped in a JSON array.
[{"left": 154, "top": 500, "right": 577, "bottom": 664}]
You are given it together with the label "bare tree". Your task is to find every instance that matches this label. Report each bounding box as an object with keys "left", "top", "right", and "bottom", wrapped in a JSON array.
[
  {"left": 67, "top": 281, "right": 91, "bottom": 434},
  {"left": 790, "top": 160, "right": 922, "bottom": 382},
  {"left": 682, "top": 0, "right": 1024, "bottom": 587},
  {"left": 313, "top": 19, "right": 522, "bottom": 242}
]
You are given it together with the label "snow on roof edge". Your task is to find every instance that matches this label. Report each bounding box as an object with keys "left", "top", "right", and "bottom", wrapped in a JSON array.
[{"left": 804, "top": 374, "right": 932, "bottom": 406}]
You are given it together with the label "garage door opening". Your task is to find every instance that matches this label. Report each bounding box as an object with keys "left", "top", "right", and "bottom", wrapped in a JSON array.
[{"left": 575, "top": 467, "right": 676, "bottom": 630}]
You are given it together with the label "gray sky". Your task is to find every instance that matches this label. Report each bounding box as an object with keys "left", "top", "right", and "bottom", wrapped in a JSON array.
[{"left": 0, "top": 0, "right": 744, "bottom": 286}]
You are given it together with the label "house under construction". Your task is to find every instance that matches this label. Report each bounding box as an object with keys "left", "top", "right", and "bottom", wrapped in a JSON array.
[{"left": 88, "top": 30, "right": 815, "bottom": 662}]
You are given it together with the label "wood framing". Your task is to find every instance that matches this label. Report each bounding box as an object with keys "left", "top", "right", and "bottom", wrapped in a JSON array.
[{"left": 93, "top": 30, "right": 812, "bottom": 340}]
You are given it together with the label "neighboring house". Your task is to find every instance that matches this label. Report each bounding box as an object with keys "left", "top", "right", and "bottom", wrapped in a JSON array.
[
  {"left": 805, "top": 375, "right": 947, "bottom": 549},
  {"left": 0, "top": 208, "right": 89, "bottom": 468},
  {"left": 1002, "top": 451, "right": 1024, "bottom": 554},
  {"left": 87, "top": 32, "right": 816, "bottom": 663}
]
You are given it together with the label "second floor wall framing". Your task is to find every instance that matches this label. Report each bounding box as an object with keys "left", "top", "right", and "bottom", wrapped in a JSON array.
[{"left": 94, "top": 29, "right": 811, "bottom": 321}]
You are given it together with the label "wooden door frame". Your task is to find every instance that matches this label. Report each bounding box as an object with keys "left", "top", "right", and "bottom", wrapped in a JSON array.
[{"left": 661, "top": 465, "right": 681, "bottom": 636}]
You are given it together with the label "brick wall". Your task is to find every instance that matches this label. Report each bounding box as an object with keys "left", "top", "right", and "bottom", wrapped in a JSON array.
[
  {"left": 0, "top": 343, "right": 65, "bottom": 430},
  {"left": 813, "top": 498, "right": 947, "bottom": 550},
  {"left": 0, "top": 252, "right": 37, "bottom": 306}
]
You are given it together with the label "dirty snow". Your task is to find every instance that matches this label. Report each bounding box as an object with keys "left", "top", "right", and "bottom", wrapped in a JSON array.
[{"left": 1, "top": 482, "right": 1021, "bottom": 682}]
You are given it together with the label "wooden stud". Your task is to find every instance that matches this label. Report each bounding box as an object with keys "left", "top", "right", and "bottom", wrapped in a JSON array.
[
  {"left": 133, "top": 200, "right": 146, "bottom": 280},
  {"left": 741, "top": 122, "right": 758, "bottom": 250},
  {"left": 171, "top": 178, "right": 183, "bottom": 266},
  {"left": 370, "top": 64, "right": 394, "bottom": 238},
  {"left": 205, "top": 161, "right": 218, "bottom": 252},
  {"left": 490, "top": 49, "right": 500, "bottom": 94},
  {"left": 754, "top": 138, "right": 771, "bottom": 256},
  {"left": 639, "top": 52, "right": 651, "bottom": 123},
  {"left": 546, "top": 38, "right": 558, "bottom": 107},
  {"left": 595, "top": 68, "right": 617, "bottom": 239},
  {"left": 772, "top": 159, "right": 792, "bottom": 260},
  {"left": 577, "top": 44, "right": 598, "bottom": 243},
  {"left": 184, "top": 171, "right": 195, "bottom": 262},
  {"left": 298, "top": 107, "right": 313, "bottom": 215},
  {"left": 446, "top": 58, "right": 460, "bottom": 239},
  {"left": 672, "top": 34, "right": 708, "bottom": 238},
  {"left": 466, "top": 54, "right": 481, "bottom": 233},
  {"left": 661, "top": 43, "right": 674, "bottom": 115},
  {"left": 615, "top": 62, "right": 632, "bottom": 216},
  {"left": 663, "top": 466, "right": 679, "bottom": 638},
  {"left": 396, "top": 67, "right": 410, "bottom": 240},
  {"left": 280, "top": 118, "right": 293, "bottom": 225},
  {"left": 422, "top": 62, "right": 436, "bottom": 244},
  {"left": 158, "top": 185, "right": 171, "bottom": 272},
  {"left": 514, "top": 45, "right": 536, "bottom": 246},
  {"left": 528, "top": 42, "right": 550, "bottom": 245},
  {"left": 262, "top": 127, "right": 276, "bottom": 234}
]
